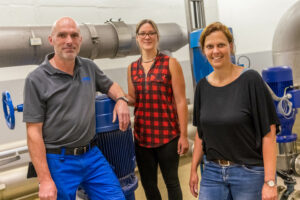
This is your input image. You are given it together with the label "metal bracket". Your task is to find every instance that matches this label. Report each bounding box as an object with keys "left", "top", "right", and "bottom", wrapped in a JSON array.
[{"left": 30, "top": 30, "right": 42, "bottom": 46}]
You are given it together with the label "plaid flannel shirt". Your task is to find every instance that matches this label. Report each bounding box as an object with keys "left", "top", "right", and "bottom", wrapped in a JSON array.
[{"left": 131, "top": 53, "right": 180, "bottom": 148}]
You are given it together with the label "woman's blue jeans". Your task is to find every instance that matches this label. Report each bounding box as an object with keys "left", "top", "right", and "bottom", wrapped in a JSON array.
[{"left": 199, "top": 160, "right": 265, "bottom": 200}]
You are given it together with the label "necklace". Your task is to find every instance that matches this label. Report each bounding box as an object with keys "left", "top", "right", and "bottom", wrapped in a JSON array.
[
  {"left": 142, "top": 57, "right": 156, "bottom": 63},
  {"left": 142, "top": 51, "right": 159, "bottom": 63}
]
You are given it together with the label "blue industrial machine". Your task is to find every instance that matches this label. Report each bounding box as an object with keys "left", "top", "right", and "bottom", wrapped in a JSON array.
[
  {"left": 1, "top": 92, "right": 138, "bottom": 200},
  {"left": 94, "top": 95, "right": 138, "bottom": 200},
  {"left": 262, "top": 66, "right": 300, "bottom": 173},
  {"left": 262, "top": 66, "right": 300, "bottom": 199}
]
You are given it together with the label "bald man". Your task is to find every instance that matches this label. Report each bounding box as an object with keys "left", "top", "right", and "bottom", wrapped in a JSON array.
[{"left": 23, "top": 17, "right": 129, "bottom": 200}]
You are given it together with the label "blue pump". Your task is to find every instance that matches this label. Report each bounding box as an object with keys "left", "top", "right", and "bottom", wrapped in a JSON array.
[{"left": 262, "top": 66, "right": 300, "bottom": 144}]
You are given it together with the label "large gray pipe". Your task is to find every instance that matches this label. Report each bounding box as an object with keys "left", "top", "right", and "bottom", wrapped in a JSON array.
[
  {"left": 0, "top": 21, "right": 187, "bottom": 67},
  {"left": 272, "top": 0, "right": 300, "bottom": 85}
]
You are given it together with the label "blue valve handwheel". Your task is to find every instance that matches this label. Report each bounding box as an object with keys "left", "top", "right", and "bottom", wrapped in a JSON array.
[{"left": 2, "top": 91, "right": 15, "bottom": 129}]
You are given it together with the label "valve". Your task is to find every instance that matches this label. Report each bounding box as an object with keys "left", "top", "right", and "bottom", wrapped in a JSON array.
[
  {"left": 277, "top": 170, "right": 297, "bottom": 200},
  {"left": 2, "top": 91, "right": 23, "bottom": 129}
]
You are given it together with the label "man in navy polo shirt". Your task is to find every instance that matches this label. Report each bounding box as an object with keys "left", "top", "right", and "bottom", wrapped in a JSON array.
[{"left": 23, "top": 17, "right": 130, "bottom": 200}]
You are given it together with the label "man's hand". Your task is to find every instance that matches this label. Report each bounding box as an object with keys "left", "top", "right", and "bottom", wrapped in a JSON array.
[
  {"left": 112, "top": 100, "right": 130, "bottom": 131},
  {"left": 39, "top": 179, "right": 57, "bottom": 200},
  {"left": 177, "top": 136, "right": 189, "bottom": 155}
]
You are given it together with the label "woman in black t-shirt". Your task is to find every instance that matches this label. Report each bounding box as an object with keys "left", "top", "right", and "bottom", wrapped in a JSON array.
[{"left": 189, "top": 22, "right": 280, "bottom": 200}]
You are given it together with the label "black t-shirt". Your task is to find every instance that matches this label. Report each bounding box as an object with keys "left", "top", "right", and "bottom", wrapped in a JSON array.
[{"left": 193, "top": 69, "right": 280, "bottom": 166}]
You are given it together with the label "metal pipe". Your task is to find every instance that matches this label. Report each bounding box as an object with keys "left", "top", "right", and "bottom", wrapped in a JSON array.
[
  {"left": 0, "top": 146, "right": 28, "bottom": 158},
  {"left": 199, "top": 0, "right": 206, "bottom": 28},
  {"left": 193, "top": 1, "right": 199, "bottom": 28},
  {"left": 0, "top": 21, "right": 187, "bottom": 68},
  {"left": 0, "top": 165, "right": 39, "bottom": 200},
  {"left": 184, "top": 0, "right": 206, "bottom": 89},
  {"left": 184, "top": 0, "right": 193, "bottom": 34}
]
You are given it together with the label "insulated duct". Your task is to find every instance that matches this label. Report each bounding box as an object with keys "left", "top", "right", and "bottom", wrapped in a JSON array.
[
  {"left": 0, "top": 21, "right": 187, "bottom": 68},
  {"left": 272, "top": 0, "right": 300, "bottom": 85}
]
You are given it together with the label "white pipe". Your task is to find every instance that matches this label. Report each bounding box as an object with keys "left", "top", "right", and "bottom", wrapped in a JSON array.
[
  {"left": 0, "top": 140, "right": 27, "bottom": 152},
  {"left": 0, "top": 146, "right": 28, "bottom": 157}
]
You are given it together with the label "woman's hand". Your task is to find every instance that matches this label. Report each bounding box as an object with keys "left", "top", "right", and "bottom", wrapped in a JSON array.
[
  {"left": 262, "top": 183, "right": 277, "bottom": 200},
  {"left": 189, "top": 170, "right": 199, "bottom": 197},
  {"left": 177, "top": 136, "right": 189, "bottom": 155}
]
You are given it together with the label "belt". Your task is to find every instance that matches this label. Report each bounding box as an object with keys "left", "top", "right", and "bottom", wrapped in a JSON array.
[
  {"left": 212, "top": 159, "right": 235, "bottom": 166},
  {"left": 46, "top": 140, "right": 97, "bottom": 156}
]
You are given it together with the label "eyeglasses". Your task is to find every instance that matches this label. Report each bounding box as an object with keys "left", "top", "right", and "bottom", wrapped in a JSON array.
[{"left": 137, "top": 32, "right": 157, "bottom": 38}]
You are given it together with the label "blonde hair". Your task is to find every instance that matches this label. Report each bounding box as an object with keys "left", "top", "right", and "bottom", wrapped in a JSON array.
[{"left": 136, "top": 19, "right": 159, "bottom": 40}]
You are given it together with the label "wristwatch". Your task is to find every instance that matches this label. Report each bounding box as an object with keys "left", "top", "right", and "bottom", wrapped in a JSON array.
[
  {"left": 116, "top": 96, "right": 129, "bottom": 104},
  {"left": 265, "top": 180, "right": 276, "bottom": 187}
]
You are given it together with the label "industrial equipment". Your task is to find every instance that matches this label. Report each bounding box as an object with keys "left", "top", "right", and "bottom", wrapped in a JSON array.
[
  {"left": 262, "top": 66, "right": 300, "bottom": 200},
  {"left": 94, "top": 95, "right": 138, "bottom": 199},
  {"left": 0, "top": 21, "right": 187, "bottom": 68},
  {"left": 262, "top": 66, "right": 299, "bottom": 173}
]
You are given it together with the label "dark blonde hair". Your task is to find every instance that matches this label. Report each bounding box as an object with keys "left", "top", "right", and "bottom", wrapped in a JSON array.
[
  {"left": 200, "top": 22, "right": 234, "bottom": 53},
  {"left": 136, "top": 19, "right": 159, "bottom": 40}
]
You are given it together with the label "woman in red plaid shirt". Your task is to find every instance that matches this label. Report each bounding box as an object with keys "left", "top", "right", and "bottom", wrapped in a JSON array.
[{"left": 126, "top": 19, "right": 189, "bottom": 200}]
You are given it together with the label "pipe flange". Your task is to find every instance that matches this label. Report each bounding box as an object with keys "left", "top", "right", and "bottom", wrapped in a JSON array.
[
  {"left": 291, "top": 154, "right": 300, "bottom": 175},
  {"left": 82, "top": 23, "right": 100, "bottom": 59},
  {"left": 106, "top": 20, "right": 133, "bottom": 57}
]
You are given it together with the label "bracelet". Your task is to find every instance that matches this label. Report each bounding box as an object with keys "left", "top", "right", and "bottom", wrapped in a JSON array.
[{"left": 116, "top": 96, "right": 129, "bottom": 104}]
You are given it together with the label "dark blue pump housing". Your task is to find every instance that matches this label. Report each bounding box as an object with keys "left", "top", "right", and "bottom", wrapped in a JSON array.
[
  {"left": 95, "top": 94, "right": 138, "bottom": 200},
  {"left": 262, "top": 66, "right": 297, "bottom": 143},
  {"left": 95, "top": 95, "right": 119, "bottom": 133}
]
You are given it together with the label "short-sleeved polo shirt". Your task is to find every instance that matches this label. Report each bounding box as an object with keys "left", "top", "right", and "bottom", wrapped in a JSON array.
[{"left": 23, "top": 53, "right": 113, "bottom": 148}]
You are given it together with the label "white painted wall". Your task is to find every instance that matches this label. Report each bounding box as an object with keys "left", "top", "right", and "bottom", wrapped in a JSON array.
[{"left": 217, "top": 0, "right": 297, "bottom": 54}]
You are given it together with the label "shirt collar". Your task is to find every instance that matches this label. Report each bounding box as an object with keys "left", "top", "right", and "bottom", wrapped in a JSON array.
[{"left": 41, "top": 53, "right": 82, "bottom": 76}]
